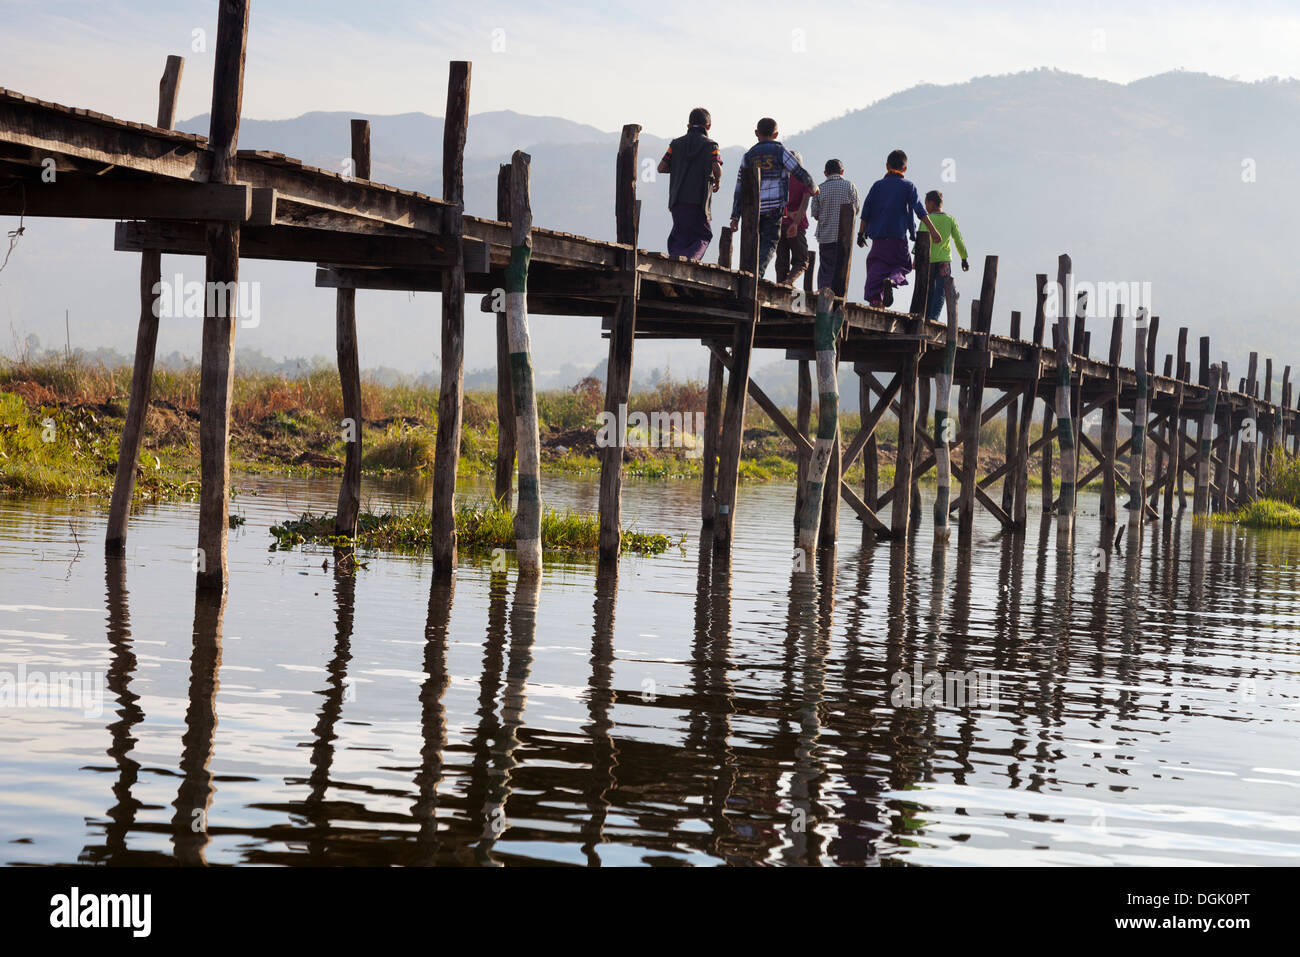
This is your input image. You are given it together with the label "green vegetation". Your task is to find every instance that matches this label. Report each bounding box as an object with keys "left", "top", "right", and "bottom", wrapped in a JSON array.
[
  {"left": 2, "top": 354, "right": 1074, "bottom": 499},
  {"left": 1203, "top": 451, "right": 1300, "bottom": 529},
  {"left": 0, "top": 390, "right": 196, "bottom": 499},
  {"left": 1212, "top": 499, "right": 1300, "bottom": 530},
  {"left": 269, "top": 503, "right": 680, "bottom": 556}
]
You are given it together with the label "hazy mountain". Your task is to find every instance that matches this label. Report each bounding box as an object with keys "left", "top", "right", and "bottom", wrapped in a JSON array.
[{"left": 4, "top": 69, "right": 1296, "bottom": 405}]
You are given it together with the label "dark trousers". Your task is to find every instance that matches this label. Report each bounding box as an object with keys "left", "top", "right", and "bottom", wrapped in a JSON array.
[
  {"left": 667, "top": 204, "right": 712, "bottom": 260},
  {"left": 926, "top": 262, "right": 953, "bottom": 320},
  {"left": 817, "top": 241, "right": 846, "bottom": 296},
  {"left": 757, "top": 209, "right": 783, "bottom": 277},
  {"left": 775, "top": 228, "right": 809, "bottom": 284}
]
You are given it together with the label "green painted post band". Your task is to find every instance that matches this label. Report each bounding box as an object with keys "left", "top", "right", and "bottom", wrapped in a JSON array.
[
  {"left": 518, "top": 474, "right": 540, "bottom": 503},
  {"left": 506, "top": 245, "right": 530, "bottom": 294},
  {"left": 509, "top": 351, "right": 534, "bottom": 405},
  {"left": 816, "top": 393, "right": 838, "bottom": 440},
  {"left": 813, "top": 310, "right": 841, "bottom": 352}
]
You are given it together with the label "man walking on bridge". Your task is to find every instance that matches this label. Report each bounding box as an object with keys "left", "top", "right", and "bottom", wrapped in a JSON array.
[
  {"left": 810, "top": 158, "right": 859, "bottom": 296},
  {"left": 658, "top": 107, "right": 723, "bottom": 261},
  {"left": 856, "top": 149, "right": 942, "bottom": 307},
  {"left": 728, "top": 117, "right": 817, "bottom": 278}
]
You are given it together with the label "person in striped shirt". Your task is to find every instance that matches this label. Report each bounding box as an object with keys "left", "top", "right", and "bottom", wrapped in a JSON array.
[
  {"left": 728, "top": 117, "right": 818, "bottom": 278},
  {"left": 809, "top": 159, "right": 859, "bottom": 296}
]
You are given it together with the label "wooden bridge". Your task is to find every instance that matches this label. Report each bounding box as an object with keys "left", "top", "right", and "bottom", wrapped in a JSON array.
[{"left": 2, "top": 1, "right": 1293, "bottom": 589}]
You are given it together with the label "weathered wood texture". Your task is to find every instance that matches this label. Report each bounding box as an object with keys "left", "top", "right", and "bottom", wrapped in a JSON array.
[
  {"left": 598, "top": 124, "right": 641, "bottom": 559},
  {"left": 431, "top": 61, "right": 471, "bottom": 575},
  {"left": 334, "top": 117, "right": 371, "bottom": 536},
  {"left": 196, "top": 2, "right": 249, "bottom": 591}
]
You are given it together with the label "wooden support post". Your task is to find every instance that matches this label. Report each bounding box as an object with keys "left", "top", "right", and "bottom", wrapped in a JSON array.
[
  {"left": 1170, "top": 327, "right": 1189, "bottom": 511},
  {"left": 860, "top": 371, "right": 878, "bottom": 510},
  {"left": 430, "top": 61, "right": 472, "bottom": 576},
  {"left": 196, "top": 3, "right": 250, "bottom": 591},
  {"left": 1099, "top": 306, "right": 1123, "bottom": 527},
  {"left": 713, "top": 165, "right": 759, "bottom": 551},
  {"left": 815, "top": 205, "right": 857, "bottom": 548},
  {"left": 1280, "top": 365, "right": 1292, "bottom": 473},
  {"left": 701, "top": 348, "right": 724, "bottom": 525},
  {"left": 909, "top": 230, "right": 933, "bottom": 317},
  {"left": 797, "top": 288, "right": 844, "bottom": 560},
  {"left": 892, "top": 343, "right": 920, "bottom": 540},
  {"left": 505, "top": 152, "right": 541, "bottom": 573},
  {"left": 333, "top": 117, "right": 371, "bottom": 537},
  {"left": 106, "top": 54, "right": 184, "bottom": 555},
  {"left": 1263, "top": 358, "right": 1276, "bottom": 494},
  {"left": 493, "top": 164, "right": 516, "bottom": 508},
  {"left": 911, "top": 373, "right": 930, "bottom": 527},
  {"left": 1244, "top": 352, "right": 1259, "bottom": 502},
  {"left": 598, "top": 124, "right": 642, "bottom": 560},
  {"left": 1053, "top": 254, "right": 1076, "bottom": 542},
  {"left": 1194, "top": 365, "right": 1221, "bottom": 515},
  {"left": 702, "top": 230, "right": 732, "bottom": 525},
  {"left": 1126, "top": 309, "right": 1149, "bottom": 528},
  {"left": 794, "top": 360, "right": 811, "bottom": 530},
  {"left": 1000, "top": 310, "right": 1021, "bottom": 517},
  {"left": 933, "top": 276, "right": 959, "bottom": 541},
  {"left": 1013, "top": 275, "right": 1048, "bottom": 529},
  {"left": 1149, "top": 354, "right": 1173, "bottom": 514},
  {"left": 890, "top": 230, "right": 928, "bottom": 540},
  {"left": 1213, "top": 361, "right": 1230, "bottom": 511},
  {"left": 958, "top": 254, "right": 997, "bottom": 536},
  {"left": 819, "top": 375, "right": 843, "bottom": 548}
]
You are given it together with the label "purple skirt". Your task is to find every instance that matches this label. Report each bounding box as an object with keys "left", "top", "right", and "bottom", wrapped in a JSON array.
[
  {"left": 864, "top": 237, "right": 913, "bottom": 305},
  {"left": 667, "top": 204, "right": 712, "bottom": 261}
]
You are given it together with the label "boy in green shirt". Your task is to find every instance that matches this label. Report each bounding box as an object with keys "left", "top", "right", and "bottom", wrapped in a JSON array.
[{"left": 921, "top": 190, "right": 969, "bottom": 320}]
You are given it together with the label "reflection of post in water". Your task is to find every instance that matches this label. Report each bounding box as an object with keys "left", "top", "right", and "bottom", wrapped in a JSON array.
[
  {"left": 779, "top": 554, "right": 832, "bottom": 864},
  {"left": 82, "top": 557, "right": 146, "bottom": 864},
  {"left": 685, "top": 530, "right": 739, "bottom": 856},
  {"left": 941, "top": 541, "right": 978, "bottom": 788},
  {"left": 462, "top": 573, "right": 511, "bottom": 858},
  {"left": 476, "top": 571, "right": 541, "bottom": 864},
  {"left": 1188, "top": 521, "right": 1206, "bottom": 610},
  {"left": 299, "top": 564, "right": 358, "bottom": 862},
  {"left": 1086, "top": 527, "right": 1113, "bottom": 671},
  {"left": 580, "top": 562, "right": 620, "bottom": 865},
  {"left": 882, "top": 539, "right": 931, "bottom": 797},
  {"left": 412, "top": 573, "right": 453, "bottom": 862},
  {"left": 170, "top": 591, "right": 225, "bottom": 865},
  {"left": 828, "top": 543, "right": 885, "bottom": 864},
  {"left": 927, "top": 540, "right": 948, "bottom": 635}
]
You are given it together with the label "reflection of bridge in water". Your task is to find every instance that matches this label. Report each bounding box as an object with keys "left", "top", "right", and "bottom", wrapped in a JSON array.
[{"left": 76, "top": 516, "right": 1298, "bottom": 866}]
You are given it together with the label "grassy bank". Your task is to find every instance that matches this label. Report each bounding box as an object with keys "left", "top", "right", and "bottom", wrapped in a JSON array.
[
  {"left": 3, "top": 354, "right": 1091, "bottom": 500},
  {"left": 1207, "top": 450, "right": 1300, "bottom": 529},
  {"left": 270, "top": 504, "right": 680, "bottom": 556},
  {"left": 1212, "top": 499, "right": 1300, "bottom": 530}
]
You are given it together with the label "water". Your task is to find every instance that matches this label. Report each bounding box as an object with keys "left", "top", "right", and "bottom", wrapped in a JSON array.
[{"left": 2, "top": 473, "right": 1299, "bottom": 866}]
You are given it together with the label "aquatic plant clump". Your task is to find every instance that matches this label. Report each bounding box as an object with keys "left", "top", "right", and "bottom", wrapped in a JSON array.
[
  {"left": 269, "top": 504, "right": 680, "bottom": 556},
  {"left": 1211, "top": 498, "right": 1300, "bottom": 530}
]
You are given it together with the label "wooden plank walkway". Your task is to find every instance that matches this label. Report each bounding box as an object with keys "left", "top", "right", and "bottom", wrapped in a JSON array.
[{"left": 1, "top": 6, "right": 1292, "bottom": 585}]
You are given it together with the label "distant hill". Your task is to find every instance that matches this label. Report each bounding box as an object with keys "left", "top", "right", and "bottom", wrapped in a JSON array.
[{"left": 4, "top": 69, "right": 1296, "bottom": 402}]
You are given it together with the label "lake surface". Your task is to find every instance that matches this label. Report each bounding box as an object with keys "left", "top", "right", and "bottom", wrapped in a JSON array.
[{"left": 2, "top": 472, "right": 1299, "bottom": 866}]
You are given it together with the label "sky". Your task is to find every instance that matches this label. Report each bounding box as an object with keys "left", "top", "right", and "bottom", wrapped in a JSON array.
[
  {"left": 2, "top": 1, "right": 1297, "bottom": 377},
  {"left": 3, "top": 0, "right": 1298, "bottom": 147}
]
